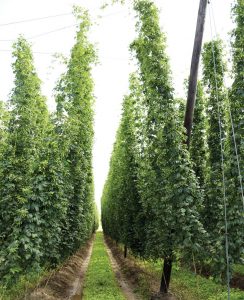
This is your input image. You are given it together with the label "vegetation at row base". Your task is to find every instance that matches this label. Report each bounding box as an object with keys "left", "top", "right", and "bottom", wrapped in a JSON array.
[
  {"left": 0, "top": 269, "right": 49, "bottom": 300},
  {"left": 83, "top": 232, "right": 125, "bottom": 300},
  {"left": 149, "top": 260, "right": 244, "bottom": 300},
  {"left": 0, "top": 7, "right": 98, "bottom": 286},
  {"left": 114, "top": 245, "right": 244, "bottom": 300},
  {"left": 102, "top": 0, "right": 243, "bottom": 295}
]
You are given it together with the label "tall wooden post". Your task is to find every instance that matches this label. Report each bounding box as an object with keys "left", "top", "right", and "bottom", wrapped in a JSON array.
[
  {"left": 159, "top": 1, "right": 208, "bottom": 295},
  {"left": 124, "top": 245, "right": 127, "bottom": 258},
  {"left": 184, "top": 0, "right": 208, "bottom": 148}
]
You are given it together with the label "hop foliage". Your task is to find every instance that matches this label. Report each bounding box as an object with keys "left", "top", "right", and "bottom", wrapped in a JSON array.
[
  {"left": 201, "top": 18, "right": 243, "bottom": 274},
  {"left": 102, "top": 0, "right": 206, "bottom": 265},
  {"left": 55, "top": 10, "right": 97, "bottom": 256},
  {"left": 202, "top": 39, "right": 230, "bottom": 276},
  {"left": 224, "top": 0, "right": 244, "bottom": 267},
  {"left": 0, "top": 37, "right": 49, "bottom": 280},
  {"left": 102, "top": 0, "right": 243, "bottom": 283},
  {"left": 102, "top": 74, "right": 146, "bottom": 255},
  {"left": 190, "top": 81, "right": 208, "bottom": 190},
  {"left": 0, "top": 9, "right": 98, "bottom": 284},
  {"left": 202, "top": 39, "right": 228, "bottom": 232}
]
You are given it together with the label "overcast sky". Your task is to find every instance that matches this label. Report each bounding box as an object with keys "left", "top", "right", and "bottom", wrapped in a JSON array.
[{"left": 0, "top": 0, "right": 234, "bottom": 212}]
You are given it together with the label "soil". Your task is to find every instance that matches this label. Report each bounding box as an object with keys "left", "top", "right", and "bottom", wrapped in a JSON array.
[
  {"left": 27, "top": 237, "right": 94, "bottom": 300},
  {"left": 231, "top": 273, "right": 244, "bottom": 291},
  {"left": 104, "top": 236, "right": 177, "bottom": 300},
  {"left": 104, "top": 237, "right": 138, "bottom": 300},
  {"left": 70, "top": 239, "right": 94, "bottom": 300}
]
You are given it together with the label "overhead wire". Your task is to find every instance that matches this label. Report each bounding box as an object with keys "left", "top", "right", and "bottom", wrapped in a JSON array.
[
  {"left": 0, "top": 24, "right": 77, "bottom": 42},
  {"left": 208, "top": 2, "right": 230, "bottom": 299},
  {"left": 0, "top": 9, "right": 126, "bottom": 43},
  {"left": 0, "top": 9, "right": 125, "bottom": 28},
  {"left": 28, "top": 24, "right": 77, "bottom": 40},
  {"left": 0, "top": 49, "right": 130, "bottom": 63},
  {"left": 0, "top": 8, "right": 128, "bottom": 60},
  {"left": 0, "top": 12, "right": 73, "bottom": 27},
  {"left": 0, "top": 49, "right": 56, "bottom": 55}
]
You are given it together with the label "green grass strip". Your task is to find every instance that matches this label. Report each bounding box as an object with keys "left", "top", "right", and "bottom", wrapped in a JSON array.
[
  {"left": 234, "top": 264, "right": 244, "bottom": 276},
  {"left": 140, "top": 260, "right": 244, "bottom": 300},
  {"left": 0, "top": 269, "right": 49, "bottom": 300},
  {"left": 83, "top": 232, "right": 125, "bottom": 300}
]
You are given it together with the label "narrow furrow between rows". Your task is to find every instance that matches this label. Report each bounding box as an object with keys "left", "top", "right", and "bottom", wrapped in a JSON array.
[
  {"left": 28, "top": 238, "right": 94, "bottom": 300},
  {"left": 104, "top": 237, "right": 138, "bottom": 300}
]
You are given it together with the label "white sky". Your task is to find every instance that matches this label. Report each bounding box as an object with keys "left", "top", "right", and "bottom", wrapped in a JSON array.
[{"left": 0, "top": 0, "right": 234, "bottom": 213}]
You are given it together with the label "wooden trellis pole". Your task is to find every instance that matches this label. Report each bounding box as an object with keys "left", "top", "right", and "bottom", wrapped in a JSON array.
[{"left": 184, "top": 0, "right": 208, "bottom": 148}]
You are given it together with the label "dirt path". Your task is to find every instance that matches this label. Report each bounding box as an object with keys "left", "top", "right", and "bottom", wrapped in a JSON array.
[
  {"left": 104, "top": 238, "right": 138, "bottom": 300},
  {"left": 105, "top": 236, "right": 177, "bottom": 300},
  {"left": 28, "top": 238, "right": 94, "bottom": 300},
  {"left": 69, "top": 240, "right": 93, "bottom": 300}
]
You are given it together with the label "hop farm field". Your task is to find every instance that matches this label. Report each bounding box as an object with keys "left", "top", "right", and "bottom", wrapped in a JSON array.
[{"left": 0, "top": 0, "right": 243, "bottom": 299}]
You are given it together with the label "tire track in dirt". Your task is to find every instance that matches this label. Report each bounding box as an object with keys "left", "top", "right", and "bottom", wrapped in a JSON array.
[
  {"left": 70, "top": 239, "right": 93, "bottom": 300},
  {"left": 28, "top": 237, "right": 94, "bottom": 300},
  {"left": 105, "top": 236, "right": 177, "bottom": 300},
  {"left": 104, "top": 237, "right": 139, "bottom": 300}
]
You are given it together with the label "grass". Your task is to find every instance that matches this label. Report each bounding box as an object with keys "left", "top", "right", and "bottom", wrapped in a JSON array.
[
  {"left": 135, "top": 259, "right": 244, "bottom": 300},
  {"left": 83, "top": 232, "right": 125, "bottom": 300},
  {"left": 0, "top": 269, "right": 49, "bottom": 300},
  {"left": 110, "top": 241, "right": 243, "bottom": 300},
  {"left": 234, "top": 264, "right": 244, "bottom": 276}
]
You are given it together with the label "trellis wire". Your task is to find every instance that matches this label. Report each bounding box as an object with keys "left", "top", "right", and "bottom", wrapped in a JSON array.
[{"left": 208, "top": 2, "right": 230, "bottom": 299}]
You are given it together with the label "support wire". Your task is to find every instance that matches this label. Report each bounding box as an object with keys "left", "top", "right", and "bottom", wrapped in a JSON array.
[{"left": 208, "top": 3, "right": 231, "bottom": 299}]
